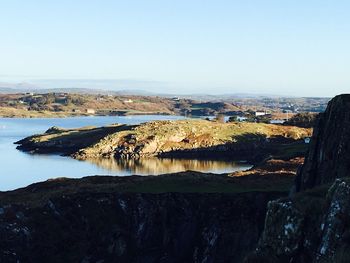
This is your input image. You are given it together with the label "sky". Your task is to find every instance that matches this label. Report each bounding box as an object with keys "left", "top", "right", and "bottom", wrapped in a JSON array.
[{"left": 0, "top": 0, "right": 349, "bottom": 97}]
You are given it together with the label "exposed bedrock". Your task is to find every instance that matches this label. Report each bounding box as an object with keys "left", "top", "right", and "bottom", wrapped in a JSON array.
[
  {"left": 296, "top": 94, "right": 350, "bottom": 191},
  {"left": 249, "top": 94, "right": 350, "bottom": 262},
  {"left": 0, "top": 176, "right": 282, "bottom": 263}
]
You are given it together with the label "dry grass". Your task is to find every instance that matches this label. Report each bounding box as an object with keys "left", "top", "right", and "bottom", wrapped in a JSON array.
[
  {"left": 18, "top": 119, "right": 312, "bottom": 160},
  {"left": 232, "top": 157, "right": 304, "bottom": 177},
  {"left": 136, "top": 120, "right": 311, "bottom": 140}
]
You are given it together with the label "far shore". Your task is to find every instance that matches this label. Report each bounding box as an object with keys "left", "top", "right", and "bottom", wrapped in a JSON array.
[{"left": 0, "top": 107, "right": 175, "bottom": 118}]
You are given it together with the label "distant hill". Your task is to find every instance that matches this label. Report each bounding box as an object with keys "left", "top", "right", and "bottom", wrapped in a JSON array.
[
  {"left": 0, "top": 84, "right": 162, "bottom": 96},
  {"left": 0, "top": 85, "right": 198, "bottom": 98},
  {"left": 0, "top": 82, "right": 330, "bottom": 101},
  {"left": 0, "top": 82, "right": 41, "bottom": 93}
]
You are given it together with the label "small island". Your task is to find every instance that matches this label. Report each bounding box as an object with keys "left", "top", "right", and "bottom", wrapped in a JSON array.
[{"left": 16, "top": 119, "right": 311, "bottom": 163}]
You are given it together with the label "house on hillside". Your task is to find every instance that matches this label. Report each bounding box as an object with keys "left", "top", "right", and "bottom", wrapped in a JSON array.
[
  {"left": 85, "top": 109, "right": 95, "bottom": 114},
  {"left": 255, "top": 111, "right": 266, "bottom": 116}
]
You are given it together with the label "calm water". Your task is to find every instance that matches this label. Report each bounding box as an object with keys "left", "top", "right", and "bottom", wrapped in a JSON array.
[{"left": 0, "top": 116, "right": 251, "bottom": 191}]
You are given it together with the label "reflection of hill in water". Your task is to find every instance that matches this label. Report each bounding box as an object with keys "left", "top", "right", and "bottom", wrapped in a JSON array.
[{"left": 85, "top": 158, "right": 252, "bottom": 175}]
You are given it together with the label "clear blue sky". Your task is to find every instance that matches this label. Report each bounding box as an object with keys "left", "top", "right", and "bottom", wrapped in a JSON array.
[{"left": 1, "top": 0, "right": 349, "bottom": 96}]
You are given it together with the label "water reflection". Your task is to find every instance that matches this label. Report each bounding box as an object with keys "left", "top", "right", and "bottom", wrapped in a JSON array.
[
  {"left": 0, "top": 115, "right": 251, "bottom": 190},
  {"left": 84, "top": 157, "right": 252, "bottom": 175}
]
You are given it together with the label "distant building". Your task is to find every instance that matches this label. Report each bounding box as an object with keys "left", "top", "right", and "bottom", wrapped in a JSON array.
[
  {"left": 123, "top": 99, "right": 133, "bottom": 103},
  {"left": 172, "top": 97, "right": 180, "bottom": 101},
  {"left": 85, "top": 109, "right": 95, "bottom": 114},
  {"left": 255, "top": 111, "right": 266, "bottom": 116}
]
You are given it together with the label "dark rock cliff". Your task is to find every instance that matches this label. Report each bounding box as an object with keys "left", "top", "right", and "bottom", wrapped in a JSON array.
[
  {"left": 295, "top": 94, "right": 350, "bottom": 191},
  {"left": 0, "top": 176, "right": 282, "bottom": 263},
  {"left": 249, "top": 94, "right": 350, "bottom": 262},
  {"left": 247, "top": 179, "right": 350, "bottom": 263}
]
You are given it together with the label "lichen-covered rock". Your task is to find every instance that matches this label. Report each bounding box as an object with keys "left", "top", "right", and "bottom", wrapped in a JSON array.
[
  {"left": 315, "top": 179, "right": 350, "bottom": 262},
  {"left": 248, "top": 179, "right": 350, "bottom": 263},
  {"left": 258, "top": 200, "right": 304, "bottom": 258}
]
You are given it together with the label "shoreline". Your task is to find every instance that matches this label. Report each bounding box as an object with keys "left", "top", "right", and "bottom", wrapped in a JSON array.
[
  {"left": 0, "top": 109, "right": 176, "bottom": 118},
  {"left": 15, "top": 120, "right": 311, "bottom": 162}
]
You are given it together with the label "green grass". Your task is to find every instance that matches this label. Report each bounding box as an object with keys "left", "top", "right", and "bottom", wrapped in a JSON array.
[
  {"left": 0, "top": 172, "right": 292, "bottom": 207},
  {"left": 119, "top": 176, "right": 291, "bottom": 193}
]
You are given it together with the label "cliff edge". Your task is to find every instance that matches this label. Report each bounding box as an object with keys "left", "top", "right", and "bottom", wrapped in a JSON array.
[
  {"left": 296, "top": 94, "right": 350, "bottom": 191},
  {"left": 249, "top": 94, "right": 350, "bottom": 262}
]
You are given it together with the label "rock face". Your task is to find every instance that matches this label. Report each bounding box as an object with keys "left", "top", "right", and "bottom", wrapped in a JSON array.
[
  {"left": 0, "top": 177, "right": 282, "bottom": 263},
  {"left": 247, "top": 179, "right": 350, "bottom": 263},
  {"left": 296, "top": 94, "right": 350, "bottom": 191},
  {"left": 248, "top": 94, "right": 350, "bottom": 262}
]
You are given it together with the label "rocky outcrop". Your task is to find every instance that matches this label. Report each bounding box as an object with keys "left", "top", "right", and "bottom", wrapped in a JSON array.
[
  {"left": 247, "top": 178, "right": 350, "bottom": 263},
  {"left": 15, "top": 124, "right": 131, "bottom": 155},
  {"left": 15, "top": 119, "right": 311, "bottom": 163},
  {"left": 296, "top": 94, "right": 350, "bottom": 191},
  {"left": 0, "top": 175, "right": 283, "bottom": 263},
  {"left": 249, "top": 94, "right": 350, "bottom": 262}
]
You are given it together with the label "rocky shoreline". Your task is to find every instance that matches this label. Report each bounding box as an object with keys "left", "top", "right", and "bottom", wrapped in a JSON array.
[{"left": 15, "top": 119, "right": 311, "bottom": 164}]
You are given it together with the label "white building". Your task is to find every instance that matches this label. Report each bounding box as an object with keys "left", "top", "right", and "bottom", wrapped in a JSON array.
[
  {"left": 85, "top": 109, "right": 95, "bottom": 114},
  {"left": 255, "top": 111, "right": 266, "bottom": 116}
]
